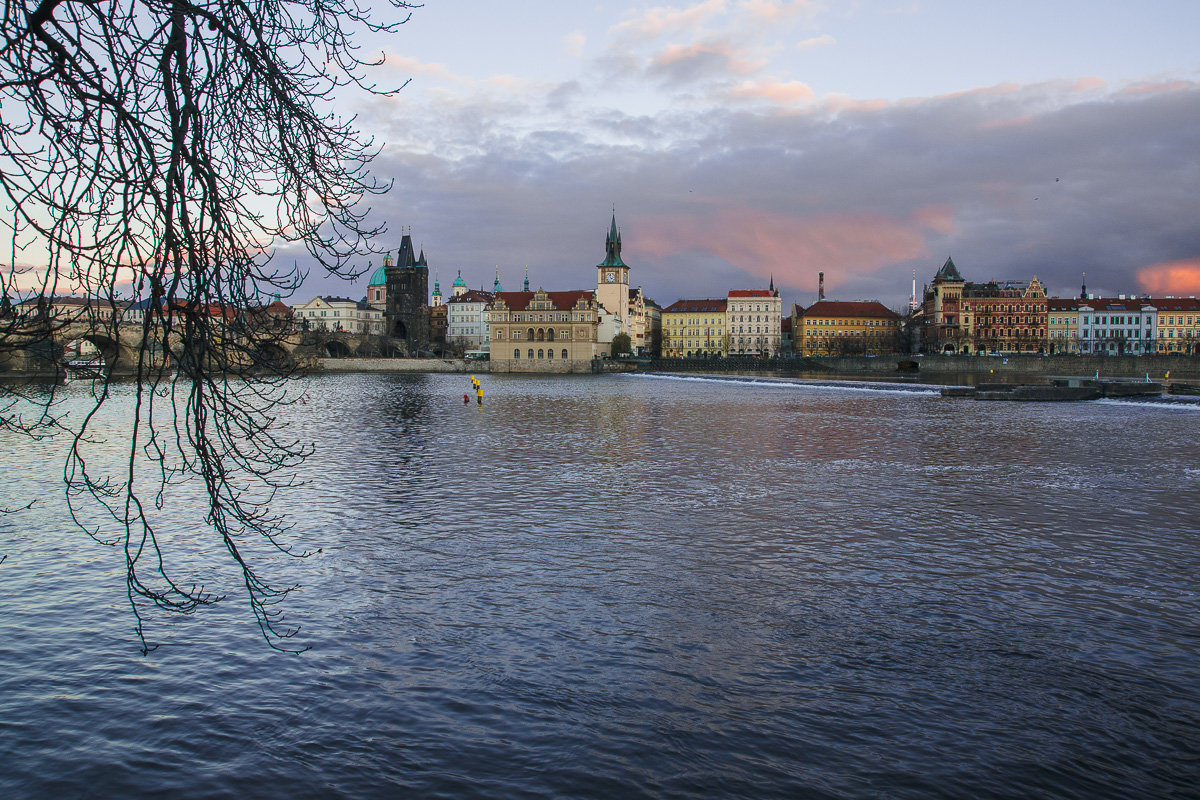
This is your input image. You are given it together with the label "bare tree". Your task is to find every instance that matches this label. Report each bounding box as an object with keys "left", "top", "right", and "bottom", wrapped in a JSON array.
[{"left": 1, "top": 0, "right": 415, "bottom": 651}]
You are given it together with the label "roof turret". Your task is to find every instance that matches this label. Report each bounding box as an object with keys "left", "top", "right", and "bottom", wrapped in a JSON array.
[{"left": 933, "top": 256, "right": 963, "bottom": 283}]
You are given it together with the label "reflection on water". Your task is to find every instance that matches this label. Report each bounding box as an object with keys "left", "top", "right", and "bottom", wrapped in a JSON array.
[{"left": 2, "top": 373, "right": 1199, "bottom": 799}]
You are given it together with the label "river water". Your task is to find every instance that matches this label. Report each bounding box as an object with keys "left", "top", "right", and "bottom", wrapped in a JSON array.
[{"left": 1, "top": 373, "right": 1198, "bottom": 799}]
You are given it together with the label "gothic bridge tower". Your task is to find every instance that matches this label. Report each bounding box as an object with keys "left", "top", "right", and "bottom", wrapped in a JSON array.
[{"left": 384, "top": 232, "right": 430, "bottom": 354}]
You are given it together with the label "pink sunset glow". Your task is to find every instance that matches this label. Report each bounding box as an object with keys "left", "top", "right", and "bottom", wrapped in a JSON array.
[
  {"left": 1137, "top": 259, "right": 1200, "bottom": 296},
  {"left": 637, "top": 206, "right": 956, "bottom": 293}
]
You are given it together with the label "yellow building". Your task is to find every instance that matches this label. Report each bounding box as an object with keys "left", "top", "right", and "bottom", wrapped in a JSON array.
[
  {"left": 488, "top": 289, "right": 600, "bottom": 372},
  {"left": 1047, "top": 298, "right": 1081, "bottom": 354},
  {"left": 661, "top": 299, "right": 727, "bottom": 357},
  {"left": 797, "top": 300, "right": 902, "bottom": 356},
  {"left": 1155, "top": 297, "right": 1200, "bottom": 354}
]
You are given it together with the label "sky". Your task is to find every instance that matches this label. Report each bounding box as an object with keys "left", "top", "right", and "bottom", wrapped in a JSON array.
[{"left": 290, "top": 0, "right": 1200, "bottom": 312}]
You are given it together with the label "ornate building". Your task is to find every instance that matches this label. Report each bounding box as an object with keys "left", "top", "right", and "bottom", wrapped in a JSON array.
[
  {"left": 488, "top": 289, "right": 600, "bottom": 372},
  {"left": 921, "top": 257, "right": 964, "bottom": 353},
  {"left": 962, "top": 277, "right": 1048, "bottom": 354},
  {"left": 596, "top": 213, "right": 631, "bottom": 336}
]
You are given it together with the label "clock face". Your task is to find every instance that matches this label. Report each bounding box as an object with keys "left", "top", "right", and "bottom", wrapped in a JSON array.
[{"left": 606, "top": 271, "right": 615, "bottom": 283}]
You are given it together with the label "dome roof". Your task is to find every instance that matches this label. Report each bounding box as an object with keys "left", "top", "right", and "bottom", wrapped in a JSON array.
[
  {"left": 368, "top": 264, "right": 388, "bottom": 287},
  {"left": 452, "top": 271, "right": 467, "bottom": 288}
]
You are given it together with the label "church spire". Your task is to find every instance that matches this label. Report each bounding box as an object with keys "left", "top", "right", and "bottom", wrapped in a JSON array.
[
  {"left": 523, "top": 266, "right": 530, "bottom": 292},
  {"left": 598, "top": 210, "right": 628, "bottom": 268}
]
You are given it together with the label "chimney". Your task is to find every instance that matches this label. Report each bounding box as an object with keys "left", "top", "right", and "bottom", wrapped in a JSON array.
[{"left": 818, "top": 271, "right": 825, "bottom": 301}]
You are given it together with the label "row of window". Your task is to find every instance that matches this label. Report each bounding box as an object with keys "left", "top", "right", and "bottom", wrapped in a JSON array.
[
  {"left": 495, "top": 328, "right": 570, "bottom": 341},
  {"left": 512, "top": 348, "right": 569, "bottom": 360}
]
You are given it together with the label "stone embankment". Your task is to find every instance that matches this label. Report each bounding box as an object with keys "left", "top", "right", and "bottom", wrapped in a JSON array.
[
  {"left": 814, "top": 353, "right": 1200, "bottom": 379},
  {"left": 317, "top": 358, "right": 486, "bottom": 373}
]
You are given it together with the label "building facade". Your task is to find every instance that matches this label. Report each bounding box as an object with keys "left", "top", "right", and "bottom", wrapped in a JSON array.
[
  {"left": 445, "top": 289, "right": 494, "bottom": 353},
  {"left": 921, "top": 257, "right": 965, "bottom": 353},
  {"left": 293, "top": 296, "right": 383, "bottom": 334},
  {"left": 1155, "top": 297, "right": 1200, "bottom": 354},
  {"left": 1078, "top": 298, "right": 1157, "bottom": 354},
  {"left": 661, "top": 299, "right": 727, "bottom": 357},
  {"left": 1047, "top": 298, "right": 1081, "bottom": 354},
  {"left": 488, "top": 289, "right": 600, "bottom": 372},
  {"left": 961, "top": 277, "right": 1048, "bottom": 354},
  {"left": 796, "top": 300, "right": 902, "bottom": 356},
  {"left": 727, "top": 285, "right": 782, "bottom": 356}
]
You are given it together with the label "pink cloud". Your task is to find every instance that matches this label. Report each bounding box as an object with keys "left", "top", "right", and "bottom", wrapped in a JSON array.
[
  {"left": 739, "top": 0, "right": 818, "bottom": 24},
  {"left": 796, "top": 33, "right": 835, "bottom": 50},
  {"left": 729, "top": 78, "right": 816, "bottom": 104},
  {"left": 613, "top": 0, "right": 728, "bottom": 40},
  {"left": 1120, "top": 79, "right": 1193, "bottom": 96},
  {"left": 638, "top": 207, "right": 953, "bottom": 293},
  {"left": 1137, "top": 259, "right": 1200, "bottom": 295}
]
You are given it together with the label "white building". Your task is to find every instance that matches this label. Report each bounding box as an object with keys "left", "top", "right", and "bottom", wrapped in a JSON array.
[
  {"left": 727, "top": 284, "right": 783, "bottom": 356},
  {"left": 293, "top": 296, "right": 383, "bottom": 334},
  {"left": 1077, "top": 297, "right": 1157, "bottom": 354},
  {"left": 445, "top": 289, "right": 494, "bottom": 352}
]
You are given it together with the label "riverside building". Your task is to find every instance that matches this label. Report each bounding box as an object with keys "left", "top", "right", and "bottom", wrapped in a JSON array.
[
  {"left": 795, "top": 300, "right": 902, "bottom": 356},
  {"left": 488, "top": 289, "right": 601, "bottom": 372},
  {"left": 727, "top": 283, "right": 782, "bottom": 356},
  {"left": 661, "top": 299, "right": 727, "bottom": 357}
]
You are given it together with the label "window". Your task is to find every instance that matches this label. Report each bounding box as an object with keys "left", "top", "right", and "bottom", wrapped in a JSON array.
[
  {"left": 514, "top": 348, "right": 520, "bottom": 359},
  {"left": 562, "top": 348, "right": 568, "bottom": 360},
  {"left": 528, "top": 349, "right": 534, "bottom": 360},
  {"left": 547, "top": 348, "right": 554, "bottom": 359}
]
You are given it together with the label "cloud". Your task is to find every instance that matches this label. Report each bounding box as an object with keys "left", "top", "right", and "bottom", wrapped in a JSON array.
[
  {"left": 796, "top": 33, "right": 835, "bottom": 50},
  {"left": 740, "top": 0, "right": 820, "bottom": 24},
  {"left": 563, "top": 30, "right": 586, "bottom": 58},
  {"left": 309, "top": 75, "right": 1200, "bottom": 314},
  {"left": 1137, "top": 259, "right": 1200, "bottom": 296},
  {"left": 612, "top": 0, "right": 729, "bottom": 41},
  {"left": 728, "top": 78, "right": 816, "bottom": 104},
  {"left": 647, "top": 41, "right": 765, "bottom": 84}
]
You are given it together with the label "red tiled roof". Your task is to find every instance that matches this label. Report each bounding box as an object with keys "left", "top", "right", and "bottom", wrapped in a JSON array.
[
  {"left": 728, "top": 290, "right": 772, "bottom": 298},
  {"left": 800, "top": 300, "right": 899, "bottom": 319},
  {"left": 1151, "top": 297, "right": 1200, "bottom": 311},
  {"left": 494, "top": 290, "right": 594, "bottom": 311}
]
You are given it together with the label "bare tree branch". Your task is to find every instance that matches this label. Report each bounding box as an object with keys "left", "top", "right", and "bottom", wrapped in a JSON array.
[{"left": 1, "top": 0, "right": 416, "bottom": 651}]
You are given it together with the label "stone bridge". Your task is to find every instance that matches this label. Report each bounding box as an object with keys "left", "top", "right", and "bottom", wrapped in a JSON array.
[
  {"left": 0, "top": 321, "right": 418, "bottom": 376},
  {"left": 2, "top": 320, "right": 300, "bottom": 375}
]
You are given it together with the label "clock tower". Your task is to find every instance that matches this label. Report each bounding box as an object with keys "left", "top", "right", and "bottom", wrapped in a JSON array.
[{"left": 596, "top": 212, "right": 630, "bottom": 329}]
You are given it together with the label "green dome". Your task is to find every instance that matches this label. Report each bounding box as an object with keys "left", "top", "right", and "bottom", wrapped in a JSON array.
[
  {"left": 452, "top": 271, "right": 467, "bottom": 288},
  {"left": 368, "top": 264, "right": 388, "bottom": 287}
]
